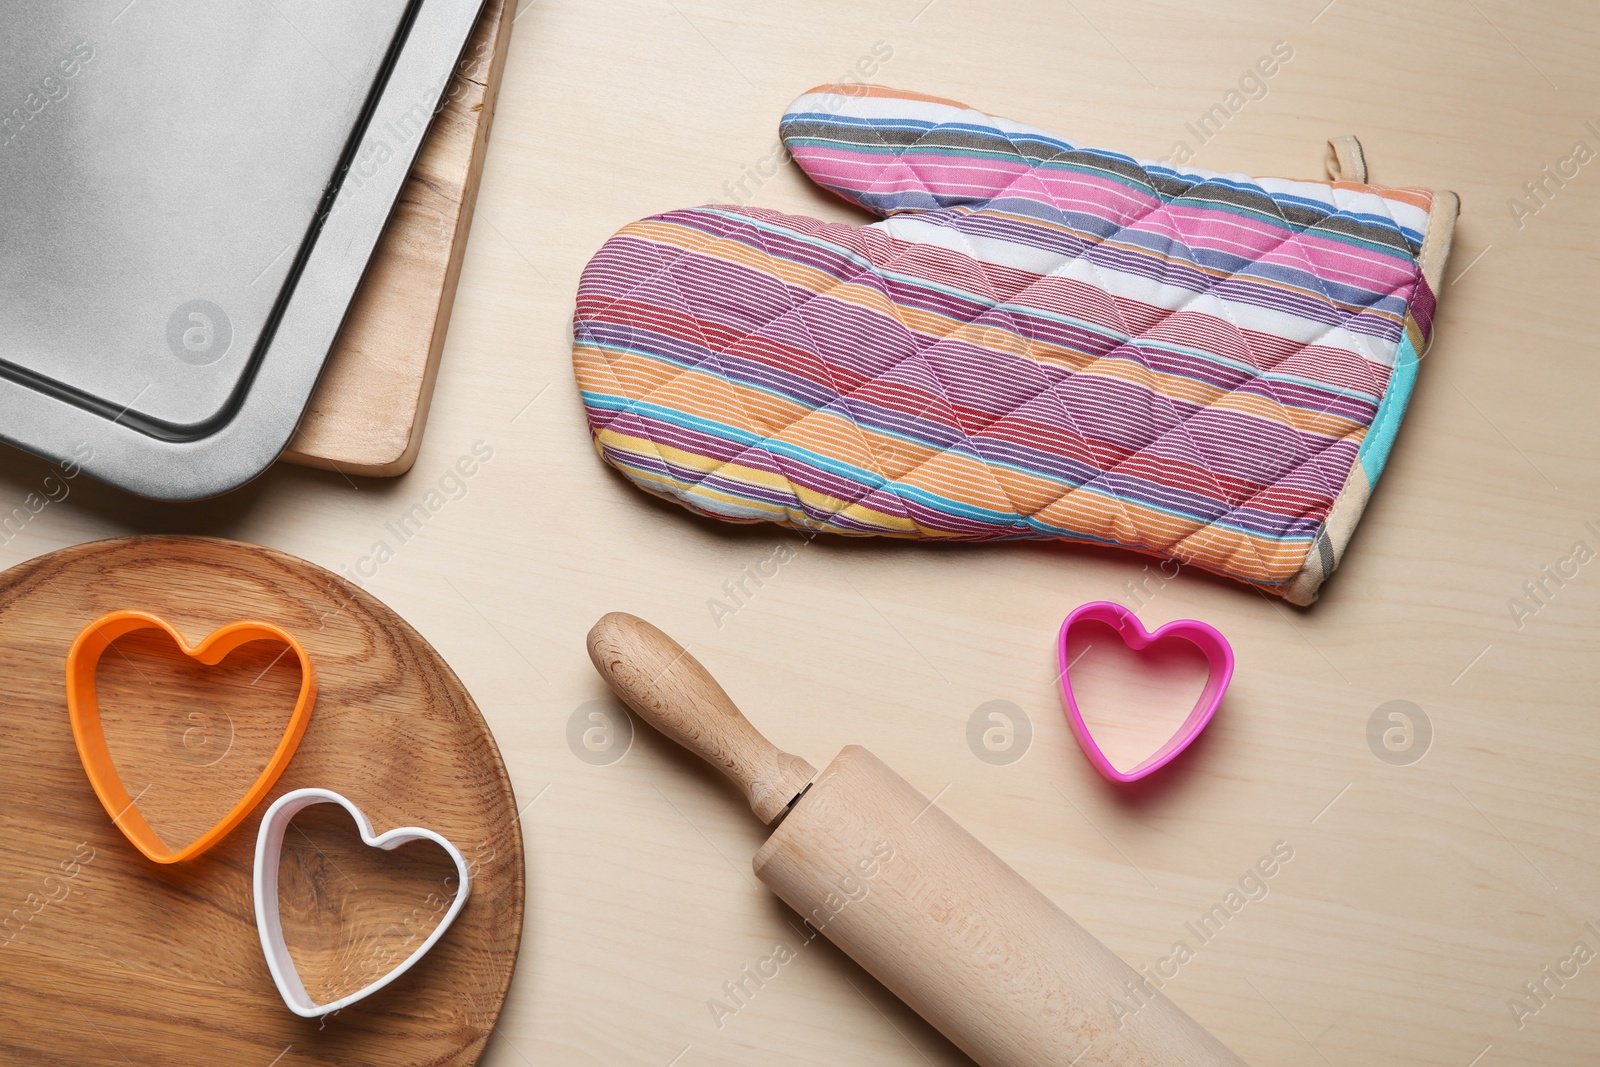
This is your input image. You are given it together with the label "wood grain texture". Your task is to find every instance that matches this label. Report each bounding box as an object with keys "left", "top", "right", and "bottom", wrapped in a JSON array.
[
  {"left": 0, "top": 536, "right": 524, "bottom": 1067},
  {"left": 282, "top": 0, "right": 514, "bottom": 477}
]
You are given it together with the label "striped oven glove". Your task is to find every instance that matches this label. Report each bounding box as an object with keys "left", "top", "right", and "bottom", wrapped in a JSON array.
[{"left": 573, "top": 85, "right": 1457, "bottom": 604}]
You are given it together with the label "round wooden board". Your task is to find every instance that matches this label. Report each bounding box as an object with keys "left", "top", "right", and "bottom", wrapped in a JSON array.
[{"left": 0, "top": 536, "right": 524, "bottom": 1067}]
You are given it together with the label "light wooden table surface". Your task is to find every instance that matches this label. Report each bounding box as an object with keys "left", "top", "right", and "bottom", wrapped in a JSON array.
[{"left": 4, "top": 1, "right": 1598, "bottom": 1064}]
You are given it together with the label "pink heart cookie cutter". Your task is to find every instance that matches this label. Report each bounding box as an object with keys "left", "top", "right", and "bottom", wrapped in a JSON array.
[{"left": 1056, "top": 601, "right": 1234, "bottom": 783}]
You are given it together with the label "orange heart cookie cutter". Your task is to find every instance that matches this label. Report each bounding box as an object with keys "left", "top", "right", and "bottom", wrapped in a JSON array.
[{"left": 66, "top": 610, "right": 317, "bottom": 864}]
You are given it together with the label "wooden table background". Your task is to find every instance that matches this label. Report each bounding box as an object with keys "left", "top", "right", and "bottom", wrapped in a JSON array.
[{"left": 3, "top": 1, "right": 1597, "bottom": 1064}]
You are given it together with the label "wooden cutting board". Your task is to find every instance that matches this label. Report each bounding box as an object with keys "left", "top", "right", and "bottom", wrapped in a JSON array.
[
  {"left": 0, "top": 536, "right": 524, "bottom": 1067},
  {"left": 283, "top": 0, "right": 514, "bottom": 477}
]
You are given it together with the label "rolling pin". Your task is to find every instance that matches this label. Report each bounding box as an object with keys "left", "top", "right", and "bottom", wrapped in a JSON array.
[{"left": 587, "top": 613, "right": 1248, "bottom": 1067}]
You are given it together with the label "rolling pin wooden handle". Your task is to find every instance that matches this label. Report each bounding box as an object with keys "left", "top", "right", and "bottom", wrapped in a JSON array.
[{"left": 587, "top": 613, "right": 818, "bottom": 824}]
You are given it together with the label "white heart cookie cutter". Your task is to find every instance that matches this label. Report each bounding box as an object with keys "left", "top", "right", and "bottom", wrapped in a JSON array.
[{"left": 253, "top": 787, "right": 472, "bottom": 1018}]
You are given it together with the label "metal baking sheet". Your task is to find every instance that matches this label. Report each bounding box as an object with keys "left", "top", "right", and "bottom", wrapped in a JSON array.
[{"left": 0, "top": 0, "right": 484, "bottom": 500}]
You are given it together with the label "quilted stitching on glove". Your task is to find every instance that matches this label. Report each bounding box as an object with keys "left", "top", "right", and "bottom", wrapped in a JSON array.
[{"left": 573, "top": 85, "right": 1457, "bottom": 604}]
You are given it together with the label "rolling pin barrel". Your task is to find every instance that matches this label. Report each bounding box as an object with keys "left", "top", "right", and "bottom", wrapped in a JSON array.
[
  {"left": 755, "top": 746, "right": 1249, "bottom": 1067},
  {"left": 586, "top": 613, "right": 1249, "bottom": 1067}
]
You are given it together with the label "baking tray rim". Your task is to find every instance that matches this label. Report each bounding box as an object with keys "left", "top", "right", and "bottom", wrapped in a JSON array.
[{"left": 0, "top": 0, "right": 488, "bottom": 501}]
